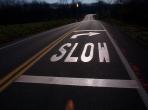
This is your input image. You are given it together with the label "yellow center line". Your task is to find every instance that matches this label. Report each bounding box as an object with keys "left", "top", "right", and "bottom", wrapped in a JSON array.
[{"left": 0, "top": 24, "right": 80, "bottom": 92}]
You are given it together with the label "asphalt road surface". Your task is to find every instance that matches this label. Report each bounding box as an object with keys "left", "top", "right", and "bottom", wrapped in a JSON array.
[{"left": 0, "top": 14, "right": 148, "bottom": 110}]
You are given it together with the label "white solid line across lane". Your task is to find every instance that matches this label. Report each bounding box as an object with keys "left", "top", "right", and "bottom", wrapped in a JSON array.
[{"left": 15, "top": 75, "right": 139, "bottom": 89}]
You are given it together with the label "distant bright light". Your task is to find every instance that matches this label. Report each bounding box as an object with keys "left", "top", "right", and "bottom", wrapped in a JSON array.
[{"left": 76, "top": 3, "right": 79, "bottom": 8}]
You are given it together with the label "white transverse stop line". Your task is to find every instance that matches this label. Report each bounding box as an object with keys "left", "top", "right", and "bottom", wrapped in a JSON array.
[{"left": 15, "top": 75, "right": 139, "bottom": 89}]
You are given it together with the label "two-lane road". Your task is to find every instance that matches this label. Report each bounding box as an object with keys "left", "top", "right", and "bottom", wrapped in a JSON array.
[{"left": 0, "top": 14, "right": 148, "bottom": 110}]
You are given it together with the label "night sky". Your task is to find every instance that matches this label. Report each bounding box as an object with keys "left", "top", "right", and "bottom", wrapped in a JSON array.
[
  {"left": 29, "top": 0, "right": 116, "bottom": 4},
  {"left": 45, "top": 0, "right": 97, "bottom": 3}
]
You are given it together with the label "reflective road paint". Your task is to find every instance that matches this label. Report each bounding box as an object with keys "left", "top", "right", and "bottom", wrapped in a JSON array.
[
  {"left": 15, "top": 75, "right": 139, "bottom": 89},
  {"left": 0, "top": 14, "right": 147, "bottom": 110},
  {"left": 64, "top": 43, "right": 79, "bottom": 62},
  {"left": 50, "top": 30, "right": 110, "bottom": 62},
  {"left": 73, "top": 30, "right": 106, "bottom": 33},
  {"left": 71, "top": 32, "right": 100, "bottom": 39},
  {"left": 50, "top": 43, "right": 110, "bottom": 62},
  {"left": 50, "top": 43, "right": 72, "bottom": 62},
  {"left": 98, "top": 43, "right": 110, "bottom": 63},
  {"left": 81, "top": 43, "right": 94, "bottom": 62}
]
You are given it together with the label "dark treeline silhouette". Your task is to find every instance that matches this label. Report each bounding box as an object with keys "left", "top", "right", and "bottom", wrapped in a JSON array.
[
  {"left": 0, "top": 0, "right": 85, "bottom": 25},
  {"left": 96, "top": 0, "right": 148, "bottom": 26},
  {"left": 0, "top": 0, "right": 148, "bottom": 25}
]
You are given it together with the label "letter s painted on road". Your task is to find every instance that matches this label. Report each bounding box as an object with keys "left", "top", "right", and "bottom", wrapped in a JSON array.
[{"left": 50, "top": 43, "right": 71, "bottom": 62}]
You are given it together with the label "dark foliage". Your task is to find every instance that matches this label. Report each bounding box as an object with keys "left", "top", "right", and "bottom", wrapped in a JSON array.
[
  {"left": 0, "top": 1, "right": 84, "bottom": 25},
  {"left": 0, "top": 0, "right": 148, "bottom": 26},
  {"left": 96, "top": 0, "right": 148, "bottom": 26}
]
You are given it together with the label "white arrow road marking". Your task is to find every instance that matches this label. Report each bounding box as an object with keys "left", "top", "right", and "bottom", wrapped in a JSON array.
[
  {"left": 74, "top": 30, "right": 106, "bottom": 32},
  {"left": 15, "top": 75, "right": 139, "bottom": 89},
  {"left": 71, "top": 32, "right": 100, "bottom": 39}
]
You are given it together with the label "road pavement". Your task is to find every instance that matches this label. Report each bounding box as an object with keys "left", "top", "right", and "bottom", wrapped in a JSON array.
[{"left": 0, "top": 14, "right": 148, "bottom": 110}]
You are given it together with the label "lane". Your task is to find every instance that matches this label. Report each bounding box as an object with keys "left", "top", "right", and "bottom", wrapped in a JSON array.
[
  {"left": 0, "top": 14, "right": 147, "bottom": 110},
  {"left": 0, "top": 84, "right": 146, "bottom": 110},
  {"left": 22, "top": 20, "right": 130, "bottom": 80},
  {"left": 0, "top": 22, "right": 80, "bottom": 78},
  {"left": 24, "top": 28, "right": 130, "bottom": 79},
  {"left": 0, "top": 24, "right": 80, "bottom": 92}
]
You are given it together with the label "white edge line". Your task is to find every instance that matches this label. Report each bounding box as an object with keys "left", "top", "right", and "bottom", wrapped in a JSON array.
[
  {"left": 99, "top": 21, "right": 148, "bottom": 108},
  {"left": 15, "top": 75, "right": 139, "bottom": 89}
]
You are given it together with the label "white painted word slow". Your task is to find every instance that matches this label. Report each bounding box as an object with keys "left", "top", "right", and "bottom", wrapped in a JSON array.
[{"left": 50, "top": 43, "right": 110, "bottom": 63}]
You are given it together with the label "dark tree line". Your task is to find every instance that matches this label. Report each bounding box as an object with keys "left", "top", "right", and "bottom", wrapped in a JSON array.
[
  {"left": 0, "top": 0, "right": 148, "bottom": 25},
  {"left": 96, "top": 0, "right": 148, "bottom": 26},
  {"left": 0, "top": 0, "right": 84, "bottom": 25}
]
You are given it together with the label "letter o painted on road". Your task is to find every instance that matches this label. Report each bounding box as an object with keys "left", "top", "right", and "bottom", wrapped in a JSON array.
[{"left": 81, "top": 43, "right": 94, "bottom": 62}]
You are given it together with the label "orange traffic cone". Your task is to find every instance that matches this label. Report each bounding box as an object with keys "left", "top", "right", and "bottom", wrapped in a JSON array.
[{"left": 65, "top": 99, "right": 74, "bottom": 110}]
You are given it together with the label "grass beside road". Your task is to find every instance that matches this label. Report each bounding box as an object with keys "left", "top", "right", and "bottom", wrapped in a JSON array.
[
  {"left": 104, "top": 19, "right": 148, "bottom": 46},
  {"left": 0, "top": 19, "right": 74, "bottom": 45}
]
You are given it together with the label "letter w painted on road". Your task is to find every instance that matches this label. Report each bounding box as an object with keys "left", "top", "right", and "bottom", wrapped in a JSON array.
[{"left": 71, "top": 32, "right": 100, "bottom": 39}]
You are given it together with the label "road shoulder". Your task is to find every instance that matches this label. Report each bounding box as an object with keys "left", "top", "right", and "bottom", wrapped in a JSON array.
[{"left": 101, "top": 21, "right": 148, "bottom": 92}]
